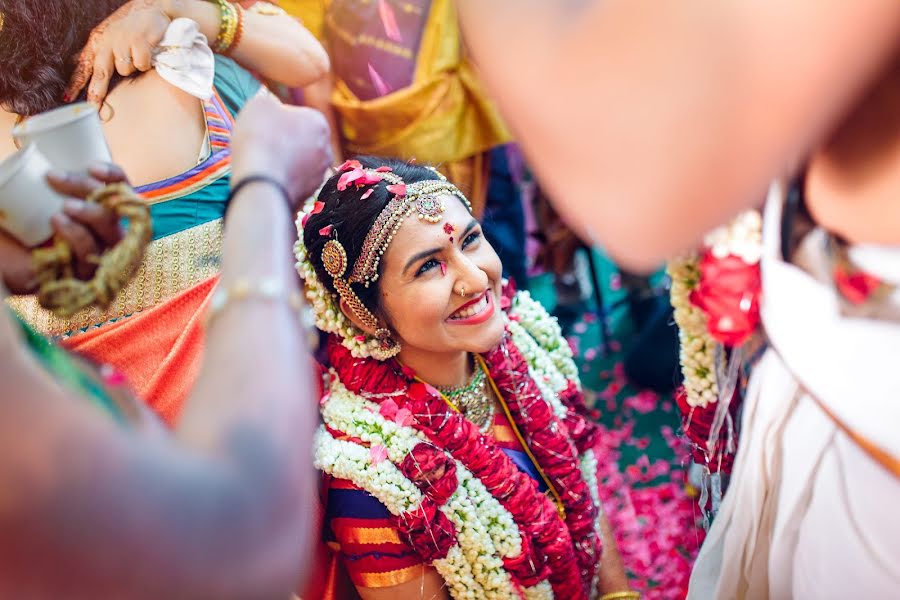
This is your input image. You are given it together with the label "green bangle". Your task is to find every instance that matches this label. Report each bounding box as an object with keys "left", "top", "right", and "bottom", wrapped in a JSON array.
[{"left": 209, "top": 0, "right": 239, "bottom": 53}]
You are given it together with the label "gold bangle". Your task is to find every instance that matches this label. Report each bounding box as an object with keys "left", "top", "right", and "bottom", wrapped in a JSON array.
[
  {"left": 210, "top": 0, "right": 239, "bottom": 53},
  {"left": 206, "top": 278, "right": 318, "bottom": 350},
  {"left": 599, "top": 592, "right": 641, "bottom": 600}
]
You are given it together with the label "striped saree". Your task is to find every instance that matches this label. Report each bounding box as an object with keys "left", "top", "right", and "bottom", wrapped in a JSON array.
[
  {"left": 8, "top": 56, "right": 261, "bottom": 425},
  {"left": 311, "top": 410, "right": 549, "bottom": 598}
]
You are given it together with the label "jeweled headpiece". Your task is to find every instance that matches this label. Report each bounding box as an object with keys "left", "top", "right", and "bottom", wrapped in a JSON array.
[
  {"left": 351, "top": 173, "right": 470, "bottom": 287},
  {"left": 294, "top": 160, "right": 472, "bottom": 360}
]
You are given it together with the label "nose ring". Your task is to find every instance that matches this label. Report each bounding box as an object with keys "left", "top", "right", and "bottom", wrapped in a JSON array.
[{"left": 457, "top": 285, "right": 467, "bottom": 297}]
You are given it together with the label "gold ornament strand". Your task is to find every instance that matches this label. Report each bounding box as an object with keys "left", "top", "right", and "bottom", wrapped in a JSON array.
[
  {"left": 322, "top": 238, "right": 399, "bottom": 355},
  {"left": 351, "top": 179, "right": 470, "bottom": 286},
  {"left": 33, "top": 183, "right": 152, "bottom": 318}
]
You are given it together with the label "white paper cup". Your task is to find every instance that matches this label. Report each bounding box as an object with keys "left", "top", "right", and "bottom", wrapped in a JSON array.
[
  {"left": 0, "top": 144, "right": 66, "bottom": 247},
  {"left": 12, "top": 102, "right": 112, "bottom": 172}
]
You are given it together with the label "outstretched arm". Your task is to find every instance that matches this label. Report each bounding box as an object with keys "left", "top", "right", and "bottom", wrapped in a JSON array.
[
  {"left": 0, "top": 96, "right": 332, "bottom": 598},
  {"left": 457, "top": 0, "right": 900, "bottom": 269},
  {"left": 67, "top": 0, "right": 329, "bottom": 104},
  {"left": 169, "top": 0, "right": 330, "bottom": 87}
]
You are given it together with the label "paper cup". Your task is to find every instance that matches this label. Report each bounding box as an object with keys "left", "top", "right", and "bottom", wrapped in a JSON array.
[
  {"left": 0, "top": 144, "right": 66, "bottom": 247},
  {"left": 12, "top": 102, "right": 112, "bottom": 172}
]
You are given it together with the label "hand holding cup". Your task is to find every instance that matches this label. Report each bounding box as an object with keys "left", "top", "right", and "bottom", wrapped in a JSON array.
[{"left": 0, "top": 164, "right": 126, "bottom": 295}]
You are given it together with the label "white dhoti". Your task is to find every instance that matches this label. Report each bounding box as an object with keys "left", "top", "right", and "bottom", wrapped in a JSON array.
[{"left": 689, "top": 184, "right": 900, "bottom": 599}]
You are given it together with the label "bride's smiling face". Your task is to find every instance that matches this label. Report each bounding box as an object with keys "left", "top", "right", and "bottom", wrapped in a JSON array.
[{"left": 374, "top": 195, "right": 506, "bottom": 356}]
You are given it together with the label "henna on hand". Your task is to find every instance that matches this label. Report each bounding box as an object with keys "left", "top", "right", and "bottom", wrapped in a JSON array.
[{"left": 64, "top": 0, "right": 166, "bottom": 103}]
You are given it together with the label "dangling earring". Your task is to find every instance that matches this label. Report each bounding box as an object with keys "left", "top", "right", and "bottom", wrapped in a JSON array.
[{"left": 372, "top": 327, "right": 401, "bottom": 360}]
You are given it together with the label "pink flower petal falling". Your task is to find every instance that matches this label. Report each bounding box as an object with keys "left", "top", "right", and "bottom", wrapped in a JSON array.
[
  {"left": 368, "top": 63, "right": 392, "bottom": 97},
  {"left": 393, "top": 408, "right": 414, "bottom": 427},
  {"left": 318, "top": 224, "right": 333, "bottom": 236},
  {"left": 360, "top": 188, "right": 375, "bottom": 200},
  {"left": 378, "top": 0, "right": 403, "bottom": 42},
  {"left": 358, "top": 172, "right": 384, "bottom": 186},
  {"left": 375, "top": 166, "right": 393, "bottom": 173},
  {"left": 311, "top": 201, "right": 325, "bottom": 215},
  {"left": 379, "top": 398, "right": 400, "bottom": 420}
]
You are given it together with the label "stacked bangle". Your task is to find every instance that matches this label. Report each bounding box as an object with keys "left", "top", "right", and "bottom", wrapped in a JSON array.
[
  {"left": 229, "top": 2, "right": 245, "bottom": 54},
  {"left": 209, "top": 0, "right": 241, "bottom": 54}
]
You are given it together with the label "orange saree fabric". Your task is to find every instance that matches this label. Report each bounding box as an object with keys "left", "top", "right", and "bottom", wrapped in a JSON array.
[{"left": 61, "top": 276, "right": 217, "bottom": 425}]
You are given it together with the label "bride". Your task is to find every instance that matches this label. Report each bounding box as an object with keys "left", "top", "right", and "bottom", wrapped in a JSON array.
[{"left": 296, "top": 157, "right": 636, "bottom": 599}]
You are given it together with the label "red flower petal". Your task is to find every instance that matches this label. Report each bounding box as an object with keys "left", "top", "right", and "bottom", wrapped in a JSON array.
[
  {"left": 360, "top": 188, "right": 375, "bottom": 200},
  {"left": 375, "top": 166, "right": 393, "bottom": 173},
  {"left": 338, "top": 159, "right": 362, "bottom": 172},
  {"left": 318, "top": 224, "right": 333, "bottom": 236},
  {"left": 301, "top": 213, "right": 310, "bottom": 228},
  {"left": 337, "top": 169, "right": 364, "bottom": 191},
  {"left": 387, "top": 183, "right": 407, "bottom": 197},
  {"left": 311, "top": 201, "right": 325, "bottom": 215},
  {"left": 834, "top": 265, "right": 882, "bottom": 305},
  {"left": 379, "top": 398, "right": 399, "bottom": 420},
  {"left": 358, "top": 172, "right": 383, "bottom": 186}
]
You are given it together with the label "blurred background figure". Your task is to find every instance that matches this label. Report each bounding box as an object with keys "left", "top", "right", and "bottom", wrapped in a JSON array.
[
  {"left": 457, "top": 1, "right": 900, "bottom": 597},
  {"left": 0, "top": 95, "right": 331, "bottom": 598},
  {"left": 0, "top": 0, "right": 329, "bottom": 423},
  {"left": 278, "top": 0, "right": 531, "bottom": 288}
]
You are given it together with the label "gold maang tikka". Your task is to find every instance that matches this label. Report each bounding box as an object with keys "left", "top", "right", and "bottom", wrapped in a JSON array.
[{"left": 319, "top": 165, "right": 472, "bottom": 354}]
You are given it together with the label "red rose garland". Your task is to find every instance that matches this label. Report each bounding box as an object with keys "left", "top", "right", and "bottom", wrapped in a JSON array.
[
  {"left": 483, "top": 341, "right": 601, "bottom": 588},
  {"left": 400, "top": 443, "right": 459, "bottom": 505},
  {"left": 395, "top": 499, "right": 458, "bottom": 562},
  {"left": 689, "top": 252, "right": 761, "bottom": 347},
  {"left": 676, "top": 387, "right": 738, "bottom": 475},
  {"left": 677, "top": 249, "right": 761, "bottom": 477},
  {"left": 326, "top": 321, "right": 600, "bottom": 597}
]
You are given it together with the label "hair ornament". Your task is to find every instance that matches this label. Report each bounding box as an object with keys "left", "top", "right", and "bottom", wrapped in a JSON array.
[{"left": 294, "top": 162, "right": 472, "bottom": 360}]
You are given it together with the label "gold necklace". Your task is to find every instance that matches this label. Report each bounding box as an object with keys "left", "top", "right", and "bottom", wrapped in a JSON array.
[{"left": 436, "top": 357, "right": 494, "bottom": 432}]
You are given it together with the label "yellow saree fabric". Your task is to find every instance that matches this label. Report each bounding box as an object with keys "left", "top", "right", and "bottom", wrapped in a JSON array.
[{"left": 279, "top": 0, "right": 509, "bottom": 215}]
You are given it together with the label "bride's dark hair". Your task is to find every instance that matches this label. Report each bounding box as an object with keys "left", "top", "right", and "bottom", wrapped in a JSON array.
[
  {"left": 0, "top": 0, "right": 127, "bottom": 115},
  {"left": 303, "top": 156, "right": 447, "bottom": 315}
]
